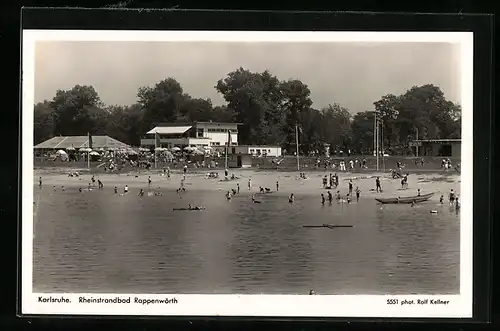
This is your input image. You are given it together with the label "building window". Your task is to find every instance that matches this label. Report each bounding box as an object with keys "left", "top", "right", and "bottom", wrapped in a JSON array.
[
  {"left": 250, "top": 149, "right": 254, "bottom": 153},
  {"left": 231, "top": 147, "right": 236, "bottom": 154},
  {"left": 197, "top": 128, "right": 204, "bottom": 138}
]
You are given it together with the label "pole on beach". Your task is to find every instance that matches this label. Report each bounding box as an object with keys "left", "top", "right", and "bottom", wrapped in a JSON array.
[
  {"left": 416, "top": 127, "right": 419, "bottom": 158},
  {"left": 295, "top": 123, "right": 300, "bottom": 171},
  {"left": 381, "top": 117, "right": 385, "bottom": 171},
  {"left": 375, "top": 112, "right": 379, "bottom": 171},
  {"left": 87, "top": 151, "right": 90, "bottom": 169}
]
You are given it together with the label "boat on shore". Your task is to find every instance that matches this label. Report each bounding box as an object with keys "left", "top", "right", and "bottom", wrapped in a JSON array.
[{"left": 375, "top": 192, "right": 435, "bottom": 204}]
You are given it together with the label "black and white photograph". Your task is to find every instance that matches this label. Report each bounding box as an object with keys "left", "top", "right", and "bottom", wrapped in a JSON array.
[{"left": 22, "top": 30, "right": 473, "bottom": 317}]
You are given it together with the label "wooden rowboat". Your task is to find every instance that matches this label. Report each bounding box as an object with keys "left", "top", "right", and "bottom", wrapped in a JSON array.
[{"left": 375, "top": 192, "right": 435, "bottom": 204}]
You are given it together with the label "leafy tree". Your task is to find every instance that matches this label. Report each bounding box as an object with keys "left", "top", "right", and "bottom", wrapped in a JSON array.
[
  {"left": 50, "top": 85, "right": 105, "bottom": 136},
  {"left": 105, "top": 104, "right": 144, "bottom": 146},
  {"left": 34, "top": 100, "right": 55, "bottom": 144}
]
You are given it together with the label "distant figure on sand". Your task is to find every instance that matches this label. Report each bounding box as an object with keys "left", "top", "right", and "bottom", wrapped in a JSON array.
[
  {"left": 53, "top": 185, "right": 56, "bottom": 191},
  {"left": 355, "top": 186, "right": 361, "bottom": 202},
  {"left": 289, "top": 194, "right": 295, "bottom": 203},
  {"left": 124, "top": 185, "right": 129, "bottom": 194},
  {"left": 79, "top": 188, "right": 82, "bottom": 192},
  {"left": 375, "top": 177, "right": 382, "bottom": 193},
  {"left": 225, "top": 168, "right": 228, "bottom": 177},
  {"left": 449, "top": 189, "right": 456, "bottom": 205},
  {"left": 61, "top": 186, "right": 65, "bottom": 191}
]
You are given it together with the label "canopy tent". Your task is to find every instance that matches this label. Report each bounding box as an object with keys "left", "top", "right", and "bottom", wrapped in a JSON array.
[{"left": 34, "top": 135, "right": 132, "bottom": 151}]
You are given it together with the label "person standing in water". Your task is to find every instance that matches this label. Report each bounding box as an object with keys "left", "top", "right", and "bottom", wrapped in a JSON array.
[
  {"left": 348, "top": 179, "right": 353, "bottom": 195},
  {"left": 355, "top": 186, "right": 360, "bottom": 202},
  {"left": 148, "top": 176, "right": 152, "bottom": 186},
  {"left": 237, "top": 183, "right": 240, "bottom": 194},
  {"left": 417, "top": 188, "right": 421, "bottom": 196},
  {"left": 114, "top": 186, "right": 118, "bottom": 194},
  {"left": 375, "top": 177, "right": 381, "bottom": 193},
  {"left": 276, "top": 180, "right": 279, "bottom": 192},
  {"left": 97, "top": 179, "right": 103, "bottom": 190},
  {"left": 248, "top": 178, "right": 252, "bottom": 190},
  {"left": 289, "top": 194, "right": 295, "bottom": 203},
  {"left": 225, "top": 168, "right": 228, "bottom": 177},
  {"left": 321, "top": 193, "right": 325, "bottom": 205},
  {"left": 39, "top": 177, "right": 42, "bottom": 188},
  {"left": 449, "top": 189, "right": 456, "bottom": 205},
  {"left": 439, "top": 194, "right": 444, "bottom": 204},
  {"left": 327, "top": 191, "right": 333, "bottom": 203},
  {"left": 138, "top": 189, "right": 144, "bottom": 197},
  {"left": 124, "top": 185, "right": 129, "bottom": 194}
]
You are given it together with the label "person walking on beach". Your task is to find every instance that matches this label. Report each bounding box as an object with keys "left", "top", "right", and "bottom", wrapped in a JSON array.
[
  {"left": 321, "top": 193, "right": 325, "bottom": 205},
  {"left": 439, "top": 194, "right": 444, "bottom": 204},
  {"left": 97, "top": 179, "right": 103, "bottom": 190},
  {"left": 449, "top": 189, "right": 456, "bottom": 205},
  {"left": 248, "top": 178, "right": 252, "bottom": 190},
  {"left": 38, "top": 177, "right": 42, "bottom": 188},
  {"left": 375, "top": 177, "right": 381, "bottom": 193},
  {"left": 348, "top": 180, "right": 353, "bottom": 195},
  {"left": 237, "top": 183, "right": 240, "bottom": 194},
  {"left": 289, "top": 194, "right": 295, "bottom": 203},
  {"left": 138, "top": 189, "right": 144, "bottom": 197},
  {"left": 327, "top": 191, "right": 333, "bottom": 203},
  {"left": 276, "top": 181, "right": 279, "bottom": 192},
  {"left": 148, "top": 176, "right": 152, "bottom": 186},
  {"left": 355, "top": 186, "right": 360, "bottom": 202}
]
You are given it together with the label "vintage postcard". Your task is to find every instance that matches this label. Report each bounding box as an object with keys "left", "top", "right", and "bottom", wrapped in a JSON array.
[{"left": 21, "top": 30, "right": 473, "bottom": 318}]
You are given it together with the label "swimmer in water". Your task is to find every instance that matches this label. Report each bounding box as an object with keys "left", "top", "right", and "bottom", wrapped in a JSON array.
[
  {"left": 309, "top": 289, "right": 315, "bottom": 295},
  {"left": 289, "top": 194, "right": 295, "bottom": 203},
  {"left": 78, "top": 187, "right": 82, "bottom": 192},
  {"left": 138, "top": 189, "right": 144, "bottom": 197},
  {"left": 226, "top": 191, "right": 232, "bottom": 200},
  {"left": 61, "top": 186, "right": 65, "bottom": 191},
  {"left": 114, "top": 186, "right": 118, "bottom": 194},
  {"left": 124, "top": 185, "right": 129, "bottom": 194},
  {"left": 88, "top": 182, "right": 92, "bottom": 190},
  {"left": 411, "top": 200, "right": 416, "bottom": 207},
  {"left": 53, "top": 186, "right": 56, "bottom": 191},
  {"left": 251, "top": 194, "right": 261, "bottom": 203}
]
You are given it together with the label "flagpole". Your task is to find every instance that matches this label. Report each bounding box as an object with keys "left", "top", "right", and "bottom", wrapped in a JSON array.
[
  {"left": 87, "top": 151, "right": 90, "bottom": 169},
  {"left": 225, "top": 131, "right": 229, "bottom": 170},
  {"left": 154, "top": 130, "right": 158, "bottom": 169},
  {"left": 295, "top": 124, "right": 300, "bottom": 171}
]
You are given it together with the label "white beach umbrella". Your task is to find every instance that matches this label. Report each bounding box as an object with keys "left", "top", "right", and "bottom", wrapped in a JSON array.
[
  {"left": 80, "top": 147, "right": 92, "bottom": 152},
  {"left": 171, "top": 146, "right": 181, "bottom": 152},
  {"left": 56, "top": 149, "right": 67, "bottom": 155},
  {"left": 155, "top": 147, "right": 167, "bottom": 151},
  {"left": 89, "top": 151, "right": 100, "bottom": 156}
]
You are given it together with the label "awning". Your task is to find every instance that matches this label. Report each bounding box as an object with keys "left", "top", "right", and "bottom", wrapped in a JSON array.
[{"left": 146, "top": 126, "right": 192, "bottom": 135}]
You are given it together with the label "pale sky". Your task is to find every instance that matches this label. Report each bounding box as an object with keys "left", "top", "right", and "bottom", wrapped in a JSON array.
[{"left": 34, "top": 41, "right": 461, "bottom": 113}]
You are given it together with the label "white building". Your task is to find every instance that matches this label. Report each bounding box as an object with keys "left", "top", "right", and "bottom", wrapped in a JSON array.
[
  {"left": 140, "top": 122, "right": 241, "bottom": 148},
  {"left": 215, "top": 145, "right": 282, "bottom": 157}
]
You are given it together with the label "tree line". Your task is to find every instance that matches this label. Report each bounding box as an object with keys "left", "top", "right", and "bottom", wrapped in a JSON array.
[{"left": 34, "top": 67, "right": 461, "bottom": 155}]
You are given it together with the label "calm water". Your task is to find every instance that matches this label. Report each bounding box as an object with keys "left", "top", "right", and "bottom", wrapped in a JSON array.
[{"left": 33, "top": 181, "right": 460, "bottom": 295}]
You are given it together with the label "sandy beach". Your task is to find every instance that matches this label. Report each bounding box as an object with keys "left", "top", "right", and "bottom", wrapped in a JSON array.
[{"left": 33, "top": 167, "right": 461, "bottom": 200}]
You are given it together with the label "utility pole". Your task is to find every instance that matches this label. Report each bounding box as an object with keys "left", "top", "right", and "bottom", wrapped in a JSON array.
[
  {"left": 295, "top": 124, "right": 300, "bottom": 171},
  {"left": 375, "top": 112, "right": 379, "bottom": 171},
  {"left": 416, "top": 127, "right": 419, "bottom": 157}
]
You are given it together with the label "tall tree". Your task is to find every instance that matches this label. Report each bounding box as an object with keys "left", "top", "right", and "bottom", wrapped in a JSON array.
[
  {"left": 34, "top": 100, "right": 55, "bottom": 144},
  {"left": 50, "top": 85, "right": 105, "bottom": 136},
  {"left": 279, "top": 79, "right": 313, "bottom": 152},
  {"left": 105, "top": 104, "right": 144, "bottom": 146},
  {"left": 137, "top": 78, "right": 186, "bottom": 130}
]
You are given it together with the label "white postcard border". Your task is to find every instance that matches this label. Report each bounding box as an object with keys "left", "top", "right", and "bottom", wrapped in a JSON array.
[{"left": 21, "top": 30, "right": 474, "bottom": 318}]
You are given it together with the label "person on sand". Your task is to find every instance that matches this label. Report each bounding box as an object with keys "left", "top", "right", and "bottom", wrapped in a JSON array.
[
  {"left": 348, "top": 180, "right": 353, "bottom": 195},
  {"left": 114, "top": 186, "right": 118, "bottom": 194},
  {"left": 38, "top": 177, "right": 43, "bottom": 188},
  {"left": 276, "top": 181, "right": 279, "bottom": 192},
  {"left": 321, "top": 193, "right": 325, "bottom": 205},
  {"left": 449, "top": 189, "right": 456, "bottom": 205},
  {"left": 124, "top": 185, "right": 129, "bottom": 194},
  {"left": 138, "top": 189, "right": 144, "bottom": 197},
  {"left": 336, "top": 190, "right": 341, "bottom": 202},
  {"left": 167, "top": 167, "right": 171, "bottom": 179},
  {"left": 225, "top": 168, "right": 228, "bottom": 177},
  {"left": 289, "top": 194, "right": 295, "bottom": 203},
  {"left": 237, "top": 183, "right": 240, "bottom": 194},
  {"left": 148, "top": 176, "right": 152, "bottom": 186},
  {"left": 248, "top": 178, "right": 252, "bottom": 190},
  {"left": 355, "top": 186, "right": 361, "bottom": 202},
  {"left": 346, "top": 194, "right": 351, "bottom": 204},
  {"left": 327, "top": 191, "right": 333, "bottom": 203},
  {"left": 375, "top": 177, "right": 382, "bottom": 193},
  {"left": 226, "top": 191, "right": 232, "bottom": 200},
  {"left": 97, "top": 179, "right": 103, "bottom": 190},
  {"left": 91, "top": 175, "right": 96, "bottom": 185}
]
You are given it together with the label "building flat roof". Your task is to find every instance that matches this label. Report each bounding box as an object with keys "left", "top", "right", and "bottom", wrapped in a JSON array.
[
  {"left": 147, "top": 126, "right": 192, "bottom": 135},
  {"left": 413, "top": 139, "right": 461, "bottom": 143}
]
